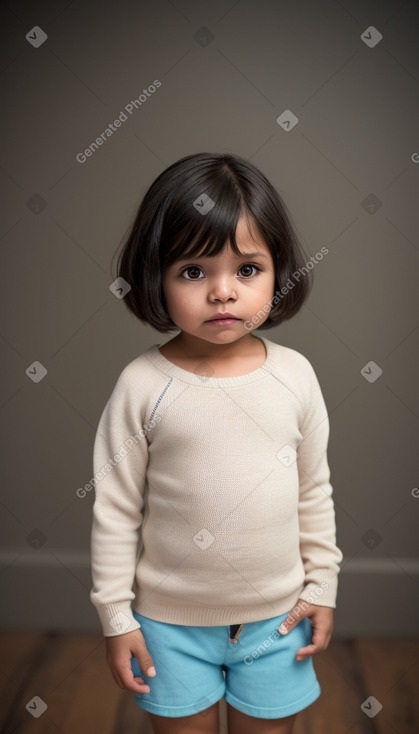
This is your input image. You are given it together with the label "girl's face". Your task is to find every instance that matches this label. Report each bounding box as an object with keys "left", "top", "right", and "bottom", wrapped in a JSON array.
[{"left": 161, "top": 217, "right": 276, "bottom": 346}]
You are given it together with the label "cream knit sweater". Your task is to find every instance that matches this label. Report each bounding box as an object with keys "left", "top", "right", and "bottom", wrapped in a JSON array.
[{"left": 90, "top": 336, "right": 343, "bottom": 637}]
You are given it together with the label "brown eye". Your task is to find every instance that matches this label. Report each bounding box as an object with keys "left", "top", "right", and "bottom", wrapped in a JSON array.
[
  {"left": 239, "top": 264, "right": 259, "bottom": 277},
  {"left": 181, "top": 266, "right": 203, "bottom": 280}
]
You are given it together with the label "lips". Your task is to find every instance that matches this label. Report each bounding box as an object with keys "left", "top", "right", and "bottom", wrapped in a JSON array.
[{"left": 207, "top": 313, "right": 238, "bottom": 321}]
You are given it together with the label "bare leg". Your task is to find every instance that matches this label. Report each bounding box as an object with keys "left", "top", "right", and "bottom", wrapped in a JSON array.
[
  {"left": 148, "top": 701, "right": 219, "bottom": 734},
  {"left": 227, "top": 704, "right": 297, "bottom": 734}
]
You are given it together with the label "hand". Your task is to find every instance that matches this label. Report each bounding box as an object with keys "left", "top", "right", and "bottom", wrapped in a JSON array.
[
  {"left": 278, "top": 599, "right": 334, "bottom": 661},
  {"left": 105, "top": 628, "right": 156, "bottom": 694}
]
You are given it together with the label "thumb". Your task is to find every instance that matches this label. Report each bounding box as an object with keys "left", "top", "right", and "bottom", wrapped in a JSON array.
[
  {"left": 278, "top": 605, "right": 304, "bottom": 635},
  {"left": 135, "top": 642, "right": 157, "bottom": 677}
]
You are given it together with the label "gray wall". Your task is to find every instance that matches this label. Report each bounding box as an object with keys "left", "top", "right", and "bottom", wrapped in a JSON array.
[{"left": 1, "top": 0, "right": 418, "bottom": 636}]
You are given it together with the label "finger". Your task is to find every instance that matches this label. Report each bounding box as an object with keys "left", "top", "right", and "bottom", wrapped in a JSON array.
[
  {"left": 115, "top": 658, "right": 152, "bottom": 694},
  {"left": 295, "top": 643, "right": 317, "bottom": 659},
  {"left": 311, "top": 627, "right": 327, "bottom": 648},
  {"left": 111, "top": 670, "right": 131, "bottom": 691},
  {"left": 135, "top": 649, "right": 157, "bottom": 678},
  {"left": 278, "top": 607, "right": 303, "bottom": 635},
  {"left": 132, "top": 676, "right": 150, "bottom": 692},
  {"left": 120, "top": 668, "right": 151, "bottom": 694},
  {"left": 296, "top": 632, "right": 330, "bottom": 659}
]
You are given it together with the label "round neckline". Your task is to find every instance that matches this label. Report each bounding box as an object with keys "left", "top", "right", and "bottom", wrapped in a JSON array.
[{"left": 146, "top": 336, "right": 274, "bottom": 387}]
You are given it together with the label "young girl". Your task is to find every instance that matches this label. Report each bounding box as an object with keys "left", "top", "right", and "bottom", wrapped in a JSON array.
[{"left": 90, "top": 152, "right": 343, "bottom": 734}]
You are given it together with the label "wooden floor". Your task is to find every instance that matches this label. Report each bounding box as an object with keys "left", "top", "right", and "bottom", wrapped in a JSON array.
[{"left": 0, "top": 632, "right": 418, "bottom": 733}]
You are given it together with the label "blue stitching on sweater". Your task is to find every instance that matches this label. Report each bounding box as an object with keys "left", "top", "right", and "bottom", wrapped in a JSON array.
[{"left": 147, "top": 377, "right": 173, "bottom": 427}]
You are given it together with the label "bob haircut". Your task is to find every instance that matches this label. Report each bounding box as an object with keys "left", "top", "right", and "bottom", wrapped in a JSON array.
[{"left": 114, "top": 152, "right": 313, "bottom": 333}]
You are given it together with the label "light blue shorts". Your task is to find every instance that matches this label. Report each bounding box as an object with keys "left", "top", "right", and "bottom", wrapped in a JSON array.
[{"left": 130, "top": 609, "right": 321, "bottom": 719}]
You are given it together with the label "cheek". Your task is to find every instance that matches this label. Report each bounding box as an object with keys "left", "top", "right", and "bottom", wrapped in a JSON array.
[
  {"left": 161, "top": 277, "right": 181, "bottom": 308},
  {"left": 251, "top": 272, "right": 275, "bottom": 296},
  {"left": 263, "top": 272, "right": 276, "bottom": 294},
  {"left": 164, "top": 285, "right": 195, "bottom": 316}
]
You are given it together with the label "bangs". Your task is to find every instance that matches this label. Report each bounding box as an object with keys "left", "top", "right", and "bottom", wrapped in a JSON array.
[{"left": 160, "top": 184, "right": 259, "bottom": 269}]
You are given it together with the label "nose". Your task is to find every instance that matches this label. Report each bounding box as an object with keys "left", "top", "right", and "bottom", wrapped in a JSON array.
[{"left": 208, "top": 274, "right": 238, "bottom": 302}]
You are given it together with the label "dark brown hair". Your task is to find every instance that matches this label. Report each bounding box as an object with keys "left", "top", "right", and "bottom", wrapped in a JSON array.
[{"left": 114, "top": 152, "right": 313, "bottom": 333}]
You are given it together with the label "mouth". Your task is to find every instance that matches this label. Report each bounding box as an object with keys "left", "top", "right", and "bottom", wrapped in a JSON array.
[
  {"left": 206, "top": 313, "right": 238, "bottom": 321},
  {"left": 206, "top": 316, "right": 240, "bottom": 326}
]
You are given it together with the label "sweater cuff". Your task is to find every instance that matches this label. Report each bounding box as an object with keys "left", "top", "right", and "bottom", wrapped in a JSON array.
[
  {"left": 297, "top": 574, "right": 339, "bottom": 609},
  {"left": 96, "top": 602, "right": 141, "bottom": 637}
]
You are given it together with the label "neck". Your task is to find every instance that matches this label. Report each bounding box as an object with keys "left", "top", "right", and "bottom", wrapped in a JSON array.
[{"left": 168, "top": 333, "right": 259, "bottom": 361}]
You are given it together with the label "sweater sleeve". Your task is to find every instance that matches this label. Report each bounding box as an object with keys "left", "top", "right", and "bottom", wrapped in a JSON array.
[
  {"left": 89, "top": 367, "right": 148, "bottom": 637},
  {"left": 296, "top": 360, "right": 343, "bottom": 609}
]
